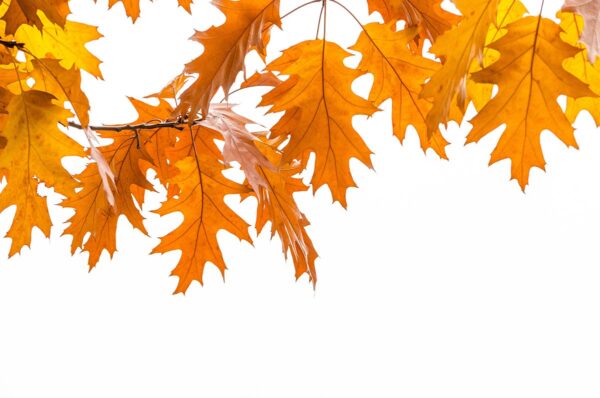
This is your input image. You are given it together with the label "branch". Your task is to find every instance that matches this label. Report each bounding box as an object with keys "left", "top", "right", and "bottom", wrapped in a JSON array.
[
  {"left": 66, "top": 118, "right": 207, "bottom": 132},
  {"left": 0, "top": 39, "right": 24, "bottom": 50}
]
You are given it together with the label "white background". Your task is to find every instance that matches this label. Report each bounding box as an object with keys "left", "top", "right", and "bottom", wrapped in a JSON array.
[{"left": 1, "top": 0, "right": 600, "bottom": 397}]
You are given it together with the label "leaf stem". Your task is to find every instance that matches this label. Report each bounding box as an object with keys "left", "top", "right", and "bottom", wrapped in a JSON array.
[
  {"left": 315, "top": 3, "right": 324, "bottom": 40},
  {"left": 279, "top": 0, "right": 321, "bottom": 21}
]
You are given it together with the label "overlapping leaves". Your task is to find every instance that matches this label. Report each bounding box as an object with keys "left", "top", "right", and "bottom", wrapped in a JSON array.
[{"left": 0, "top": 0, "right": 599, "bottom": 293}]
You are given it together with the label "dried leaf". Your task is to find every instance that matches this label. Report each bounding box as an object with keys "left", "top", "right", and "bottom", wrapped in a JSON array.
[{"left": 562, "top": 0, "right": 600, "bottom": 62}]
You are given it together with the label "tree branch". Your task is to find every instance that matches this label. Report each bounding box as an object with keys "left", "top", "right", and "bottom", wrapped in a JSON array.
[
  {"left": 66, "top": 118, "right": 207, "bottom": 132},
  {"left": 0, "top": 39, "right": 24, "bottom": 49}
]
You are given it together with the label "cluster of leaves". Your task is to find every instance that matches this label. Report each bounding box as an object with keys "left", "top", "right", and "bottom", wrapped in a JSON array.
[{"left": 0, "top": 0, "right": 599, "bottom": 293}]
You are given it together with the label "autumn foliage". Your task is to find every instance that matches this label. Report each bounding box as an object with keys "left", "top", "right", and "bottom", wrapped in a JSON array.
[{"left": 0, "top": 0, "right": 599, "bottom": 293}]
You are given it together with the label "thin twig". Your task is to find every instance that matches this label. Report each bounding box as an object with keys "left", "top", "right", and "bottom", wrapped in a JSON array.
[
  {"left": 66, "top": 119, "right": 203, "bottom": 132},
  {"left": 0, "top": 39, "right": 24, "bottom": 49}
]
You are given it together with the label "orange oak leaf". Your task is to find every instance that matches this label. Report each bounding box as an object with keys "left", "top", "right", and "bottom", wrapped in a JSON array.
[
  {"left": 105, "top": 0, "right": 141, "bottom": 21},
  {"left": 173, "top": 0, "right": 281, "bottom": 119},
  {"left": 200, "top": 105, "right": 317, "bottom": 284},
  {"left": 251, "top": 138, "right": 318, "bottom": 285},
  {"left": 63, "top": 129, "right": 153, "bottom": 268},
  {"left": 128, "top": 98, "right": 179, "bottom": 188},
  {"left": 152, "top": 125, "right": 251, "bottom": 293},
  {"left": 178, "top": 0, "right": 193, "bottom": 13},
  {"left": 467, "top": 16, "right": 595, "bottom": 189},
  {"left": 421, "top": 0, "right": 499, "bottom": 130},
  {"left": 241, "top": 71, "right": 282, "bottom": 89},
  {"left": 0, "top": 91, "right": 83, "bottom": 256},
  {"left": 352, "top": 23, "right": 448, "bottom": 157},
  {"left": 151, "top": 74, "right": 188, "bottom": 100},
  {"left": 367, "top": 0, "right": 460, "bottom": 42},
  {"left": 562, "top": 0, "right": 600, "bottom": 62},
  {"left": 260, "top": 40, "right": 378, "bottom": 207},
  {"left": 0, "top": 62, "right": 29, "bottom": 97},
  {"left": 3, "top": 0, "right": 70, "bottom": 34}
]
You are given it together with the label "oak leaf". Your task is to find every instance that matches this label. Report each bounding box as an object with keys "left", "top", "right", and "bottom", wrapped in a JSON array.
[
  {"left": 352, "top": 23, "right": 448, "bottom": 157},
  {"left": 561, "top": 11, "right": 600, "bottom": 127},
  {"left": 367, "top": 0, "right": 460, "bottom": 42},
  {"left": 251, "top": 138, "right": 318, "bottom": 284},
  {"left": 153, "top": 124, "right": 251, "bottom": 293},
  {"left": 127, "top": 98, "right": 179, "bottom": 186},
  {"left": 63, "top": 128, "right": 154, "bottom": 268},
  {"left": 241, "top": 71, "right": 281, "bottom": 89},
  {"left": 562, "top": 0, "right": 600, "bottom": 62},
  {"left": 261, "top": 40, "right": 378, "bottom": 207},
  {"left": 15, "top": 14, "right": 102, "bottom": 78},
  {"left": 467, "top": 16, "right": 595, "bottom": 189},
  {"left": 199, "top": 105, "right": 318, "bottom": 283},
  {"left": 105, "top": 0, "right": 141, "bottom": 21},
  {"left": 2, "top": 0, "right": 70, "bottom": 34},
  {"left": 467, "top": 0, "right": 528, "bottom": 111},
  {"left": 0, "top": 91, "right": 83, "bottom": 256},
  {"left": 172, "top": 0, "right": 280, "bottom": 119},
  {"left": 199, "top": 104, "right": 273, "bottom": 193},
  {"left": 178, "top": 0, "right": 193, "bottom": 13},
  {"left": 30, "top": 59, "right": 91, "bottom": 126},
  {"left": 421, "top": 0, "right": 499, "bottom": 130}
]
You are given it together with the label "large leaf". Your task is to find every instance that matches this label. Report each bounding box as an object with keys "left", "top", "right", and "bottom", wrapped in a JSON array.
[
  {"left": 261, "top": 40, "right": 378, "bottom": 207},
  {"left": 467, "top": 17, "right": 595, "bottom": 189},
  {"left": 63, "top": 129, "right": 153, "bottom": 268},
  {"left": 153, "top": 125, "right": 251, "bottom": 293},
  {"left": 0, "top": 91, "right": 83, "bottom": 256},
  {"left": 421, "top": 0, "right": 499, "bottom": 130},
  {"left": 352, "top": 23, "right": 447, "bottom": 157},
  {"left": 172, "top": 0, "right": 280, "bottom": 118}
]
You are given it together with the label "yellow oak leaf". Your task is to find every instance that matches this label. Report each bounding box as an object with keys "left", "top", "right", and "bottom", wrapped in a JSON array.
[
  {"left": 0, "top": 90, "right": 83, "bottom": 256},
  {"left": 261, "top": 40, "right": 378, "bottom": 207},
  {"left": 467, "top": 16, "right": 595, "bottom": 189},
  {"left": 15, "top": 13, "right": 102, "bottom": 78},
  {"left": 467, "top": 0, "right": 528, "bottom": 111},
  {"left": 560, "top": 11, "right": 600, "bottom": 127},
  {"left": 31, "top": 59, "right": 91, "bottom": 126}
]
